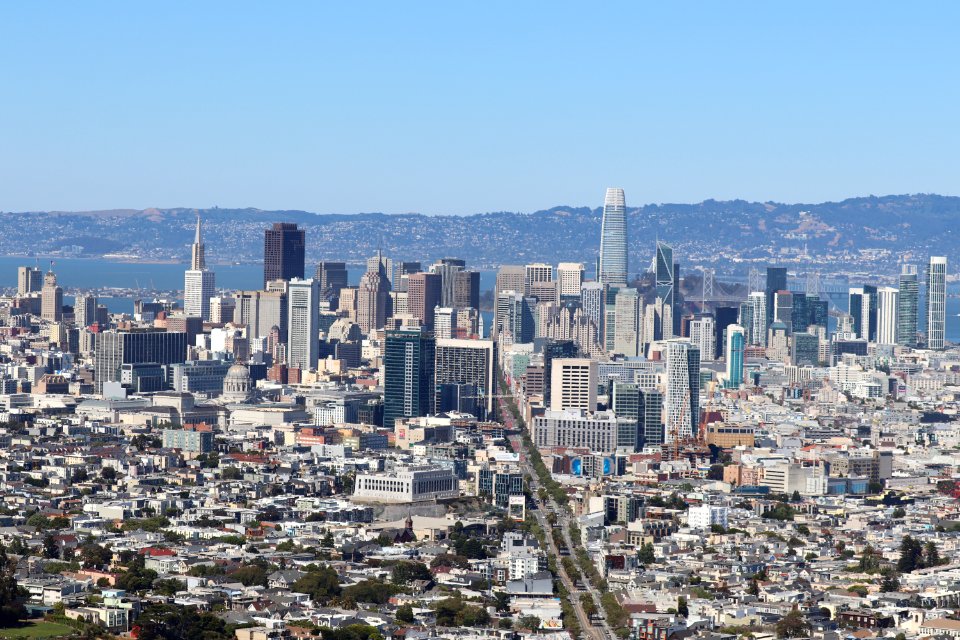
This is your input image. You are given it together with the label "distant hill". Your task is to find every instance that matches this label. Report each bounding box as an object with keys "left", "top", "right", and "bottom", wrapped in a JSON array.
[{"left": 4, "top": 194, "right": 956, "bottom": 275}]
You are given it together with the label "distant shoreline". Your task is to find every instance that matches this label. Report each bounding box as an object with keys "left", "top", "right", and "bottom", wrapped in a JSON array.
[{"left": 0, "top": 254, "right": 262, "bottom": 267}]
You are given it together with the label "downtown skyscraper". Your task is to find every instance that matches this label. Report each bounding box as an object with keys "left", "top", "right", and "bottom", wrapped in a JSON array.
[
  {"left": 897, "top": 264, "right": 918, "bottom": 347},
  {"left": 263, "top": 222, "right": 306, "bottom": 287},
  {"left": 598, "top": 188, "right": 628, "bottom": 287},
  {"left": 184, "top": 214, "right": 216, "bottom": 321},
  {"left": 654, "top": 241, "right": 678, "bottom": 339},
  {"left": 383, "top": 329, "right": 436, "bottom": 428},
  {"left": 765, "top": 267, "right": 787, "bottom": 330},
  {"left": 287, "top": 278, "right": 320, "bottom": 370},
  {"left": 926, "top": 256, "right": 947, "bottom": 349},
  {"left": 664, "top": 340, "right": 700, "bottom": 443}
]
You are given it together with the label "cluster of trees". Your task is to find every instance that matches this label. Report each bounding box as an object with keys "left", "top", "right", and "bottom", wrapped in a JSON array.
[
  {"left": 390, "top": 561, "right": 432, "bottom": 586},
  {"left": 342, "top": 580, "right": 399, "bottom": 606},
  {"left": 763, "top": 503, "right": 796, "bottom": 521},
  {"left": 134, "top": 604, "right": 234, "bottom": 640},
  {"left": 897, "top": 535, "right": 945, "bottom": 572},
  {"left": 646, "top": 493, "right": 688, "bottom": 510},
  {"left": 115, "top": 555, "right": 159, "bottom": 592},
  {"left": 447, "top": 523, "right": 487, "bottom": 559},
  {"left": 0, "top": 547, "right": 26, "bottom": 626},
  {"left": 433, "top": 596, "right": 489, "bottom": 627},
  {"left": 120, "top": 517, "right": 170, "bottom": 533},
  {"left": 776, "top": 608, "right": 810, "bottom": 638},
  {"left": 292, "top": 565, "right": 342, "bottom": 604}
]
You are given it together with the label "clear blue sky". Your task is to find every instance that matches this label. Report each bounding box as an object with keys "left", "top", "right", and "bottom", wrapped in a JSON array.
[{"left": 1, "top": 2, "right": 957, "bottom": 214}]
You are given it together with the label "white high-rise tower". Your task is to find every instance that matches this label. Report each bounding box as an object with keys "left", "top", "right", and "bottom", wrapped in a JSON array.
[
  {"left": 599, "top": 188, "right": 627, "bottom": 287},
  {"left": 184, "top": 214, "right": 216, "bottom": 321},
  {"left": 926, "top": 256, "right": 947, "bottom": 349}
]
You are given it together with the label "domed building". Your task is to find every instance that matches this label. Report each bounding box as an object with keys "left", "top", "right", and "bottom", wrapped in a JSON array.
[{"left": 222, "top": 362, "right": 254, "bottom": 404}]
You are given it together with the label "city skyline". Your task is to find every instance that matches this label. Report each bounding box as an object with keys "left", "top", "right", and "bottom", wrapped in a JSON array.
[{"left": 4, "top": 6, "right": 960, "bottom": 640}]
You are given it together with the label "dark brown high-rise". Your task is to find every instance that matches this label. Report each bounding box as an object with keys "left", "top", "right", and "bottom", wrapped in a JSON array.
[
  {"left": 407, "top": 272, "right": 442, "bottom": 329},
  {"left": 263, "top": 223, "right": 305, "bottom": 287}
]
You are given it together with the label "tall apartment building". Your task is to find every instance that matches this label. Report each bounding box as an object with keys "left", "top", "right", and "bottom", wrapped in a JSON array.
[
  {"left": 663, "top": 340, "right": 700, "bottom": 443},
  {"left": 94, "top": 329, "right": 188, "bottom": 393},
  {"left": 765, "top": 267, "right": 787, "bottom": 329},
  {"left": 429, "top": 258, "right": 466, "bottom": 308},
  {"left": 897, "top": 263, "right": 919, "bottom": 347},
  {"left": 315, "top": 261, "right": 349, "bottom": 301},
  {"left": 496, "top": 265, "right": 526, "bottom": 296},
  {"left": 549, "top": 358, "right": 598, "bottom": 412},
  {"left": 74, "top": 294, "right": 97, "bottom": 328},
  {"left": 287, "top": 278, "right": 320, "bottom": 370},
  {"left": 557, "top": 263, "right": 585, "bottom": 300},
  {"left": 689, "top": 315, "right": 716, "bottom": 362},
  {"left": 453, "top": 270, "right": 480, "bottom": 309},
  {"left": 383, "top": 329, "right": 436, "bottom": 428},
  {"left": 232, "top": 287, "right": 288, "bottom": 341},
  {"left": 926, "top": 256, "right": 947, "bottom": 349},
  {"left": 263, "top": 222, "right": 305, "bottom": 287},
  {"left": 435, "top": 338, "right": 497, "bottom": 418},
  {"left": 40, "top": 269, "right": 63, "bottom": 322},
  {"left": 17, "top": 266, "right": 42, "bottom": 295},
  {"left": 407, "top": 272, "right": 442, "bottom": 329},
  {"left": 876, "top": 286, "right": 899, "bottom": 345},
  {"left": 725, "top": 324, "right": 745, "bottom": 388},
  {"left": 613, "top": 288, "right": 642, "bottom": 357}
]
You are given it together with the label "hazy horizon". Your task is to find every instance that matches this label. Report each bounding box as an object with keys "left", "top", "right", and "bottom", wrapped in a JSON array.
[{"left": 6, "top": 191, "right": 960, "bottom": 218}]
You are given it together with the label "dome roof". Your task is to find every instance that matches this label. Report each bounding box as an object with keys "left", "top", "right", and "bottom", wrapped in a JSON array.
[
  {"left": 222, "top": 362, "right": 253, "bottom": 404},
  {"left": 226, "top": 362, "right": 249, "bottom": 376}
]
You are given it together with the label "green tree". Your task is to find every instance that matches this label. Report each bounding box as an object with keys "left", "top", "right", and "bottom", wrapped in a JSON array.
[
  {"left": 229, "top": 563, "right": 269, "bottom": 587},
  {"left": 517, "top": 615, "right": 541, "bottom": 631},
  {"left": 763, "top": 502, "right": 795, "bottom": 521},
  {"left": 292, "top": 566, "right": 342, "bottom": 604},
  {"left": 847, "top": 585, "right": 868, "bottom": 597},
  {"left": 7, "top": 538, "right": 28, "bottom": 556},
  {"left": 857, "top": 545, "right": 881, "bottom": 573},
  {"left": 638, "top": 542, "right": 655, "bottom": 565},
  {"left": 897, "top": 535, "right": 924, "bottom": 573},
  {"left": 115, "top": 555, "right": 158, "bottom": 592},
  {"left": 342, "top": 579, "right": 399, "bottom": 605},
  {"left": 134, "top": 604, "right": 231, "bottom": 640},
  {"left": 677, "top": 596, "right": 689, "bottom": 617},
  {"left": 80, "top": 542, "right": 112, "bottom": 569},
  {"left": 880, "top": 570, "right": 900, "bottom": 593},
  {"left": 101, "top": 466, "right": 117, "bottom": 481},
  {"left": 152, "top": 578, "right": 185, "bottom": 596},
  {"left": 924, "top": 541, "right": 942, "bottom": 568},
  {"left": 42, "top": 532, "right": 59, "bottom": 559},
  {"left": 430, "top": 553, "right": 470, "bottom": 569},
  {"left": 391, "top": 561, "right": 432, "bottom": 585},
  {"left": 221, "top": 466, "right": 242, "bottom": 480},
  {"left": 775, "top": 608, "right": 810, "bottom": 638},
  {"left": 395, "top": 604, "right": 415, "bottom": 624},
  {"left": 0, "top": 546, "right": 26, "bottom": 626}
]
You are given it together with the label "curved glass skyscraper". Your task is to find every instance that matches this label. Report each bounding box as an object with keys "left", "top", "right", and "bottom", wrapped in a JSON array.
[{"left": 599, "top": 187, "right": 627, "bottom": 287}]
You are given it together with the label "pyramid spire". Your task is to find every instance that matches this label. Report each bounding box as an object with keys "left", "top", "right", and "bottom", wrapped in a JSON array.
[{"left": 191, "top": 213, "right": 206, "bottom": 270}]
